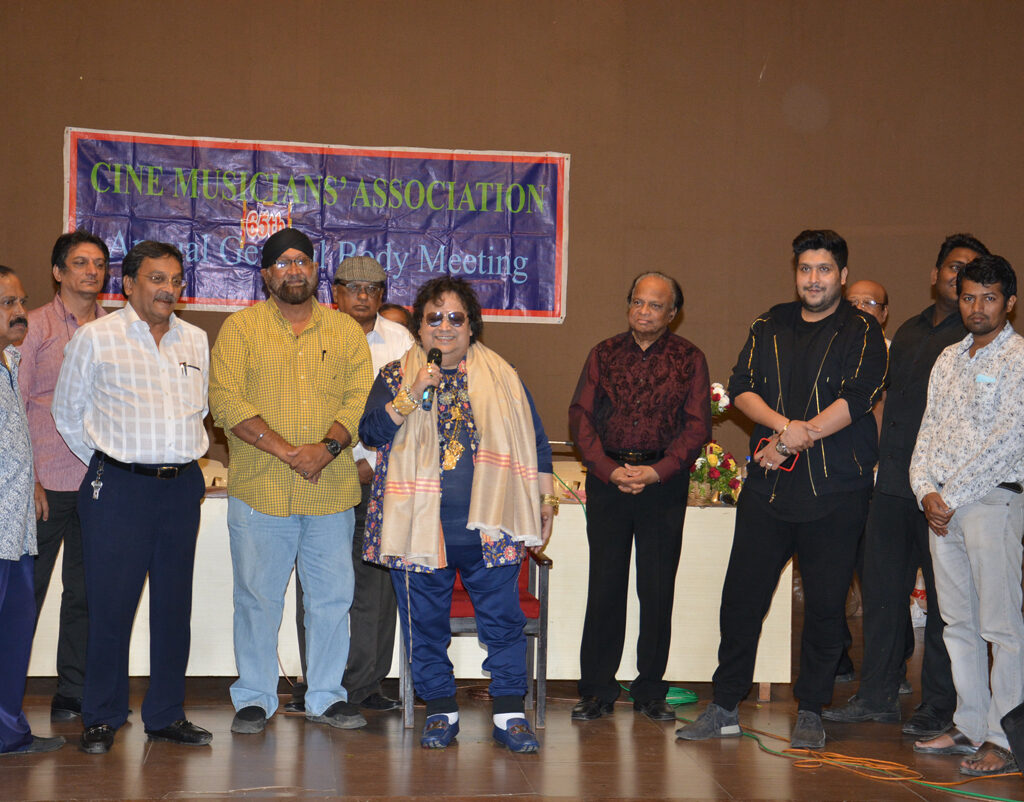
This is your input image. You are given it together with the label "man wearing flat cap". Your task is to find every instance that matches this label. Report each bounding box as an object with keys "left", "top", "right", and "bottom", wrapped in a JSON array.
[
  {"left": 285, "top": 255, "right": 413, "bottom": 714},
  {"left": 210, "top": 228, "right": 374, "bottom": 734}
]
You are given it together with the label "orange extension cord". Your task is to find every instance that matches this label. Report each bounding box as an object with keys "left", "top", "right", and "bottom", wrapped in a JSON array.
[{"left": 677, "top": 713, "right": 1024, "bottom": 802}]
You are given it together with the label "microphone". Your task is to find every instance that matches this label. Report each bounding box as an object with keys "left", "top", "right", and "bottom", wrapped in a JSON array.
[{"left": 421, "top": 348, "right": 442, "bottom": 411}]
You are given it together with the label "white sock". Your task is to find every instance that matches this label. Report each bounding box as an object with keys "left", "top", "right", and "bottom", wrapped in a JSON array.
[
  {"left": 493, "top": 712, "right": 524, "bottom": 730},
  {"left": 432, "top": 711, "right": 458, "bottom": 724}
]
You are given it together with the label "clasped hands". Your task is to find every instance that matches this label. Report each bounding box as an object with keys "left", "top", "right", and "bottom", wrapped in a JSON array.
[
  {"left": 610, "top": 464, "right": 660, "bottom": 494},
  {"left": 283, "top": 442, "right": 333, "bottom": 484},
  {"left": 754, "top": 419, "right": 820, "bottom": 471}
]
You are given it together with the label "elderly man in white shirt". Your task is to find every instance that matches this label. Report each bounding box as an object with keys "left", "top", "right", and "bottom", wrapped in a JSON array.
[
  {"left": 286, "top": 255, "right": 414, "bottom": 714},
  {"left": 910, "top": 254, "right": 1024, "bottom": 777},
  {"left": 53, "top": 241, "right": 211, "bottom": 756}
]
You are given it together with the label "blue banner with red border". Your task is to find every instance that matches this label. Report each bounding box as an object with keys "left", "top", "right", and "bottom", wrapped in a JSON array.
[{"left": 64, "top": 129, "right": 570, "bottom": 322}]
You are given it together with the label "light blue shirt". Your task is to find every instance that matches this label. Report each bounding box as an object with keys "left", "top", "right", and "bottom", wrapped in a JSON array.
[{"left": 0, "top": 345, "right": 36, "bottom": 560}]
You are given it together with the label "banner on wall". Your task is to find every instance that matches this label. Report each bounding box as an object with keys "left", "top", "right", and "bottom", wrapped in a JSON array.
[{"left": 63, "top": 128, "right": 570, "bottom": 322}]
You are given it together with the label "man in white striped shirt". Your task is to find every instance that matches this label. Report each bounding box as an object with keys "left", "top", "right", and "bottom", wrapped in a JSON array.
[{"left": 53, "top": 240, "right": 211, "bottom": 755}]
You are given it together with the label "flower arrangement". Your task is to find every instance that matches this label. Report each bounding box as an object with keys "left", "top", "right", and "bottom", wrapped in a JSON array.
[
  {"left": 711, "top": 382, "right": 730, "bottom": 417},
  {"left": 689, "top": 441, "right": 742, "bottom": 506}
]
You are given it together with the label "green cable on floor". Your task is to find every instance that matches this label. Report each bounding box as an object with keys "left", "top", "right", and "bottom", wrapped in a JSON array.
[{"left": 620, "top": 682, "right": 699, "bottom": 706}]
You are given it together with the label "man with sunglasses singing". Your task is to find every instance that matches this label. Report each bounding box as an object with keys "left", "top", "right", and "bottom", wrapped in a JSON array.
[
  {"left": 677, "top": 230, "right": 887, "bottom": 750},
  {"left": 284, "top": 255, "right": 413, "bottom": 715},
  {"left": 569, "top": 272, "right": 711, "bottom": 723},
  {"left": 210, "top": 229, "right": 373, "bottom": 735}
]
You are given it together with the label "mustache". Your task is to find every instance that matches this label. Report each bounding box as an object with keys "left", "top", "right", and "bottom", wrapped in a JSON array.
[
  {"left": 154, "top": 292, "right": 177, "bottom": 304},
  {"left": 9, "top": 317, "right": 27, "bottom": 327}
]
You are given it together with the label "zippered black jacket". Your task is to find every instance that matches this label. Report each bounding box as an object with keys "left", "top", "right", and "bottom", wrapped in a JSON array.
[{"left": 728, "top": 300, "right": 888, "bottom": 499}]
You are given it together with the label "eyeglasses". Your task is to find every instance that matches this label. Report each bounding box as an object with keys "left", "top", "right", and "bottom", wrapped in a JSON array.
[
  {"left": 142, "top": 273, "right": 185, "bottom": 289},
  {"left": 272, "top": 257, "right": 315, "bottom": 271},
  {"left": 849, "top": 298, "right": 885, "bottom": 310},
  {"left": 334, "top": 281, "right": 384, "bottom": 297},
  {"left": 425, "top": 311, "right": 467, "bottom": 327}
]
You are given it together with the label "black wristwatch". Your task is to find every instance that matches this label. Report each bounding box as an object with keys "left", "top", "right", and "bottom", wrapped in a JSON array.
[{"left": 320, "top": 437, "right": 343, "bottom": 458}]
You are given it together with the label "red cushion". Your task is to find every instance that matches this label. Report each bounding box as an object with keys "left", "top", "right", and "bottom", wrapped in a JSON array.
[{"left": 450, "top": 560, "right": 540, "bottom": 619}]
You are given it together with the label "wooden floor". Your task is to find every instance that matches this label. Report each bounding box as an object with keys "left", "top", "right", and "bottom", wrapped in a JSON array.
[{"left": 5, "top": 620, "right": 1024, "bottom": 800}]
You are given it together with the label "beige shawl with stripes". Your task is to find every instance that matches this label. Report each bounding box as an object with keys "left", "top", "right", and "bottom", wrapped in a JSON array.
[{"left": 379, "top": 342, "right": 542, "bottom": 570}]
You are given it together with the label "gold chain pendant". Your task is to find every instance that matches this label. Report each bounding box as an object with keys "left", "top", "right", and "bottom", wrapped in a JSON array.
[{"left": 441, "top": 406, "right": 465, "bottom": 471}]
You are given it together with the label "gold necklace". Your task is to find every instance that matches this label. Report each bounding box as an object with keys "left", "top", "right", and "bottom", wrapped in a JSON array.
[{"left": 441, "top": 406, "right": 465, "bottom": 471}]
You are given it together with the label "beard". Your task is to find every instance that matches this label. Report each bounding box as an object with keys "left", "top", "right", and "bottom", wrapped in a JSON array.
[
  {"left": 799, "top": 283, "right": 842, "bottom": 314},
  {"left": 271, "top": 276, "right": 317, "bottom": 305}
]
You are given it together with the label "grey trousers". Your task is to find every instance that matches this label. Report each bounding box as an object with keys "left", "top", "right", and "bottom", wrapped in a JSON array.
[{"left": 930, "top": 486, "right": 1024, "bottom": 749}]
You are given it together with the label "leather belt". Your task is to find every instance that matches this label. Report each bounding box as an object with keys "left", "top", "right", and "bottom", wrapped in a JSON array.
[
  {"left": 998, "top": 482, "right": 1023, "bottom": 494},
  {"left": 97, "top": 452, "right": 195, "bottom": 479},
  {"left": 604, "top": 449, "right": 665, "bottom": 463}
]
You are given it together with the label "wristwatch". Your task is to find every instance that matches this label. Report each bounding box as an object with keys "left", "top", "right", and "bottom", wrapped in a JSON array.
[{"left": 320, "top": 437, "right": 343, "bottom": 458}]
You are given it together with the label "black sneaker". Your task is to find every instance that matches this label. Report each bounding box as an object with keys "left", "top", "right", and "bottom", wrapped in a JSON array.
[
  {"left": 230, "top": 706, "right": 267, "bottom": 734},
  {"left": 307, "top": 701, "right": 366, "bottom": 729}
]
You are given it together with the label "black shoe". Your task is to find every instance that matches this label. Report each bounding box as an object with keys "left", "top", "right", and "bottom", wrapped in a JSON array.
[
  {"left": 571, "top": 696, "right": 614, "bottom": 721},
  {"left": 145, "top": 719, "right": 212, "bottom": 746},
  {"left": 80, "top": 724, "right": 115, "bottom": 754},
  {"left": 231, "top": 706, "right": 267, "bottom": 734},
  {"left": 833, "top": 670, "right": 856, "bottom": 684},
  {"left": 902, "top": 704, "right": 953, "bottom": 737},
  {"left": 283, "top": 698, "right": 305, "bottom": 714},
  {"left": 307, "top": 700, "right": 367, "bottom": 729},
  {"left": 821, "top": 695, "right": 900, "bottom": 723},
  {"left": 50, "top": 694, "right": 82, "bottom": 722},
  {"left": 0, "top": 735, "right": 66, "bottom": 756},
  {"left": 359, "top": 692, "right": 400, "bottom": 711},
  {"left": 633, "top": 699, "right": 676, "bottom": 721}
]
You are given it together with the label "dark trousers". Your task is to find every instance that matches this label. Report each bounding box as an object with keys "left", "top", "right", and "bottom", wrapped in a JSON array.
[
  {"left": 393, "top": 542, "right": 526, "bottom": 712},
  {"left": 293, "top": 484, "right": 397, "bottom": 703},
  {"left": 0, "top": 555, "right": 34, "bottom": 752},
  {"left": 857, "top": 491, "right": 955, "bottom": 712},
  {"left": 713, "top": 487, "right": 870, "bottom": 712},
  {"left": 32, "top": 489, "right": 88, "bottom": 699},
  {"left": 78, "top": 455, "right": 204, "bottom": 731},
  {"left": 578, "top": 471, "right": 687, "bottom": 705}
]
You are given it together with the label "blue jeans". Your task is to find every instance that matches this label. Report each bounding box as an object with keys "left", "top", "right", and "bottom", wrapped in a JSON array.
[{"left": 228, "top": 498, "right": 355, "bottom": 717}]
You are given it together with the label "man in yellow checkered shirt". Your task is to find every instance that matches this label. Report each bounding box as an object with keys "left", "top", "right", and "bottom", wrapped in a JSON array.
[{"left": 210, "top": 228, "right": 373, "bottom": 735}]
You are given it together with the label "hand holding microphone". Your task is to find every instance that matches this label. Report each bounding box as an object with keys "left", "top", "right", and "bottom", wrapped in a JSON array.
[{"left": 414, "top": 348, "right": 443, "bottom": 411}]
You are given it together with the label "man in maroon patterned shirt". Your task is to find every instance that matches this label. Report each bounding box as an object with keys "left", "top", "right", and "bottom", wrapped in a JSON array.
[{"left": 569, "top": 272, "right": 711, "bottom": 722}]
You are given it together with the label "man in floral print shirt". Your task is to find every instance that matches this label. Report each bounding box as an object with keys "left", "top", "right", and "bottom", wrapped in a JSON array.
[
  {"left": 909, "top": 255, "right": 1024, "bottom": 777},
  {"left": 0, "top": 266, "right": 65, "bottom": 756}
]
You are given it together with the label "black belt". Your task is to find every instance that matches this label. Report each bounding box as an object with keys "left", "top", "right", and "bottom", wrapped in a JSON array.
[
  {"left": 604, "top": 449, "right": 665, "bottom": 463},
  {"left": 998, "top": 482, "right": 1023, "bottom": 494},
  {"left": 97, "top": 452, "right": 195, "bottom": 479}
]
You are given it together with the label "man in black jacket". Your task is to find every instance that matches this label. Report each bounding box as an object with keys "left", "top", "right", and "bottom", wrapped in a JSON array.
[{"left": 676, "top": 230, "right": 888, "bottom": 750}]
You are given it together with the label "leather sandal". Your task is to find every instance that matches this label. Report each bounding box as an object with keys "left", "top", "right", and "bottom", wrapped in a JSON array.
[
  {"left": 913, "top": 728, "right": 980, "bottom": 755},
  {"left": 960, "top": 743, "right": 1019, "bottom": 776}
]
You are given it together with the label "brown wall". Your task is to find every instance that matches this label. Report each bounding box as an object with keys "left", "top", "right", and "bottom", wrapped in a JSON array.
[{"left": 2, "top": 0, "right": 1020, "bottom": 465}]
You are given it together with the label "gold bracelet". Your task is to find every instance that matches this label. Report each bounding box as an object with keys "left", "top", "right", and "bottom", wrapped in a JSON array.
[
  {"left": 391, "top": 387, "right": 419, "bottom": 417},
  {"left": 777, "top": 419, "right": 791, "bottom": 437},
  {"left": 540, "top": 493, "right": 560, "bottom": 514}
]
